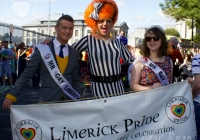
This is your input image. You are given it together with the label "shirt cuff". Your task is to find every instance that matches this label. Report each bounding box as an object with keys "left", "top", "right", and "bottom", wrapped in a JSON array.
[{"left": 6, "top": 94, "right": 17, "bottom": 102}]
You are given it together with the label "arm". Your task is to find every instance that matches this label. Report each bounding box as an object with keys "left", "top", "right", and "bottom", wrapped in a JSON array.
[
  {"left": 2, "top": 47, "right": 41, "bottom": 109},
  {"left": 179, "top": 58, "right": 187, "bottom": 69},
  {"left": 71, "top": 36, "right": 88, "bottom": 52},
  {"left": 120, "top": 41, "right": 134, "bottom": 64},
  {"left": 129, "top": 57, "right": 161, "bottom": 91},
  {"left": 72, "top": 50, "right": 81, "bottom": 95},
  {"left": 192, "top": 74, "right": 200, "bottom": 98}
]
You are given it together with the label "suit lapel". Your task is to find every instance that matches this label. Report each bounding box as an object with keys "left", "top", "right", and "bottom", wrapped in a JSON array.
[
  {"left": 63, "top": 45, "right": 73, "bottom": 75},
  {"left": 49, "top": 41, "right": 59, "bottom": 67}
]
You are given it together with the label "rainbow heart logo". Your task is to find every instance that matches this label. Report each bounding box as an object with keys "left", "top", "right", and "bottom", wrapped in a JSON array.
[
  {"left": 171, "top": 103, "right": 186, "bottom": 118},
  {"left": 20, "top": 128, "right": 36, "bottom": 140}
]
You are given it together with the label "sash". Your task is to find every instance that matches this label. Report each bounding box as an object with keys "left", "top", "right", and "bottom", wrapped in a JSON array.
[
  {"left": 37, "top": 44, "right": 81, "bottom": 101},
  {"left": 142, "top": 57, "right": 169, "bottom": 86}
]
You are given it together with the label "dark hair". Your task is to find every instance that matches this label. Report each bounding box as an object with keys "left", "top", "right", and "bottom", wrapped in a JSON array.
[
  {"left": 56, "top": 14, "right": 74, "bottom": 26},
  {"left": 140, "top": 26, "right": 168, "bottom": 57},
  {"left": 19, "top": 42, "right": 25, "bottom": 49},
  {"left": 3, "top": 41, "right": 8, "bottom": 44}
]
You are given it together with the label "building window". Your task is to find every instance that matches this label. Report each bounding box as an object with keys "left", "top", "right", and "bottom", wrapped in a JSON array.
[
  {"left": 26, "top": 31, "right": 30, "bottom": 37},
  {"left": 26, "top": 38, "right": 30, "bottom": 45},
  {"left": 50, "top": 30, "right": 53, "bottom": 36},
  {"left": 74, "top": 39, "right": 79, "bottom": 43},
  {"left": 32, "top": 30, "right": 36, "bottom": 37},
  {"left": 87, "top": 30, "right": 91, "bottom": 35},
  {"left": 75, "top": 30, "right": 79, "bottom": 36},
  {"left": 41, "top": 30, "right": 44, "bottom": 34}
]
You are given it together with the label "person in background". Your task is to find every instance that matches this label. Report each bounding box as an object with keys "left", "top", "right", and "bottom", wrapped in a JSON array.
[
  {"left": 72, "top": 0, "right": 133, "bottom": 98},
  {"left": 0, "top": 40, "right": 2, "bottom": 50},
  {"left": 10, "top": 45, "right": 17, "bottom": 85},
  {"left": 17, "top": 42, "right": 27, "bottom": 79},
  {"left": 169, "top": 37, "right": 183, "bottom": 83},
  {"left": 130, "top": 25, "right": 173, "bottom": 91},
  {"left": 2, "top": 14, "right": 81, "bottom": 110},
  {"left": 0, "top": 41, "right": 14, "bottom": 88},
  {"left": 117, "top": 30, "right": 128, "bottom": 46},
  {"left": 179, "top": 52, "right": 193, "bottom": 80},
  {"left": 191, "top": 54, "right": 200, "bottom": 140}
]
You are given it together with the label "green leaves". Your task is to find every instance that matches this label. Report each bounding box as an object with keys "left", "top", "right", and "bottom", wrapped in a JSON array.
[
  {"left": 160, "top": 0, "right": 200, "bottom": 28},
  {"left": 164, "top": 28, "right": 180, "bottom": 37}
]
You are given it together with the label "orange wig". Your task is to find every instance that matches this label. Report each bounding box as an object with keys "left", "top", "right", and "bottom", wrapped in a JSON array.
[{"left": 84, "top": 0, "right": 118, "bottom": 33}]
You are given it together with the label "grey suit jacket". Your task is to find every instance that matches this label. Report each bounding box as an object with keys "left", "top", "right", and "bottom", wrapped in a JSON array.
[{"left": 9, "top": 41, "right": 81, "bottom": 102}]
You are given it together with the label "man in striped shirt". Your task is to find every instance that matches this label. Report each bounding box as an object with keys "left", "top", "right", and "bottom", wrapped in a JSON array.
[{"left": 192, "top": 54, "right": 200, "bottom": 139}]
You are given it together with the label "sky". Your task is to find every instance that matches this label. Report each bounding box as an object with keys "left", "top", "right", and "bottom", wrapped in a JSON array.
[{"left": 0, "top": 0, "right": 177, "bottom": 34}]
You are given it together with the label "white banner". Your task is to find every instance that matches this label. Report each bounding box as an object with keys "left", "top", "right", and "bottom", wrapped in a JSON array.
[{"left": 10, "top": 81, "right": 197, "bottom": 140}]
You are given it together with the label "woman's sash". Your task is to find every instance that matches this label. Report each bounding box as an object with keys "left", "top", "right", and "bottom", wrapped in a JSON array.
[
  {"left": 142, "top": 57, "right": 169, "bottom": 86},
  {"left": 37, "top": 44, "right": 80, "bottom": 101}
]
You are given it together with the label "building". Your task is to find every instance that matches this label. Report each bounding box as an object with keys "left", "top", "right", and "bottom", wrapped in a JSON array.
[
  {"left": 128, "top": 28, "right": 147, "bottom": 47},
  {"left": 22, "top": 13, "right": 129, "bottom": 45}
]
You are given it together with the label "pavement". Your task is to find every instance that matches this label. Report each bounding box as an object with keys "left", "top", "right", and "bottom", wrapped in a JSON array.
[{"left": 0, "top": 83, "right": 93, "bottom": 140}]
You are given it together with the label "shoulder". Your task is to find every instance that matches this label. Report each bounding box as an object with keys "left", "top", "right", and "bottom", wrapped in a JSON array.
[
  {"left": 192, "top": 54, "right": 200, "bottom": 74},
  {"left": 69, "top": 46, "right": 79, "bottom": 55},
  {"left": 133, "top": 56, "right": 143, "bottom": 65}
]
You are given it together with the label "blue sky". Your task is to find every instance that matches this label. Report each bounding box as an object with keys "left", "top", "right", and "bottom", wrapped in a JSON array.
[{"left": 0, "top": 0, "right": 176, "bottom": 33}]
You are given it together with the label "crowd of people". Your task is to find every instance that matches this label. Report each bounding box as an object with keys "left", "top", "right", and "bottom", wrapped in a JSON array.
[{"left": 1, "top": 0, "right": 200, "bottom": 139}]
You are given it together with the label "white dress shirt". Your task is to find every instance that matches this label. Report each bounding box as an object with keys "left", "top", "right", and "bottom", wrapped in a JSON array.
[{"left": 53, "top": 38, "right": 69, "bottom": 57}]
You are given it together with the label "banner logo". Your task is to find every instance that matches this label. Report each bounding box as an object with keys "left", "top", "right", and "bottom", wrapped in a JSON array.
[
  {"left": 171, "top": 103, "right": 186, "bottom": 118},
  {"left": 15, "top": 120, "right": 42, "bottom": 140},
  {"left": 165, "top": 96, "right": 191, "bottom": 124}
]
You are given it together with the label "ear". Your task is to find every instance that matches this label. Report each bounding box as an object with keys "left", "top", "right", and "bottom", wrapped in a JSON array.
[{"left": 55, "top": 25, "right": 58, "bottom": 33}]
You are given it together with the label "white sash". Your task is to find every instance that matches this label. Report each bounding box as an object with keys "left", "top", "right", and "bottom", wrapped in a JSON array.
[
  {"left": 142, "top": 57, "right": 169, "bottom": 86},
  {"left": 37, "top": 44, "right": 81, "bottom": 101}
]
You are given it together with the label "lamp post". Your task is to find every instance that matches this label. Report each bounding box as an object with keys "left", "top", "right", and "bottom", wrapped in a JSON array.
[
  {"left": 192, "top": 17, "right": 194, "bottom": 47},
  {"left": 48, "top": 0, "right": 51, "bottom": 36},
  {"left": 9, "top": 24, "right": 14, "bottom": 42}
]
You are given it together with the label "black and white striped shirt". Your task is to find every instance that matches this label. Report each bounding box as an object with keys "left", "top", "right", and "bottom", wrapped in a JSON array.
[{"left": 72, "top": 35, "right": 133, "bottom": 98}]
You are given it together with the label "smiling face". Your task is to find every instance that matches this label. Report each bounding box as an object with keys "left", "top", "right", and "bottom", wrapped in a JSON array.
[
  {"left": 97, "top": 18, "right": 113, "bottom": 39},
  {"left": 146, "top": 31, "right": 162, "bottom": 52},
  {"left": 55, "top": 19, "right": 74, "bottom": 44}
]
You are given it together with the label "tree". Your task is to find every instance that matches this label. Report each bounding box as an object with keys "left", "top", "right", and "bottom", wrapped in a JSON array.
[
  {"left": 193, "top": 33, "right": 200, "bottom": 43},
  {"left": 0, "top": 33, "right": 9, "bottom": 41},
  {"left": 164, "top": 28, "right": 180, "bottom": 37},
  {"left": 160, "top": 0, "right": 200, "bottom": 28}
]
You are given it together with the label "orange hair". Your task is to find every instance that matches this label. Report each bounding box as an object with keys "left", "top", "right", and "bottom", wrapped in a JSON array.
[{"left": 84, "top": 0, "right": 118, "bottom": 33}]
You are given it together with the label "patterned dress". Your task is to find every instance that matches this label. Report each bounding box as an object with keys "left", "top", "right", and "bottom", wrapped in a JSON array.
[
  {"left": 139, "top": 56, "right": 172, "bottom": 86},
  {"left": 72, "top": 35, "right": 132, "bottom": 98}
]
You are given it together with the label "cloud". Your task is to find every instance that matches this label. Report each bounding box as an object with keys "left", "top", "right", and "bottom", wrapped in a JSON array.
[
  {"left": 115, "top": 0, "right": 126, "bottom": 6},
  {"left": 133, "top": 16, "right": 146, "bottom": 22},
  {"left": 156, "top": 10, "right": 165, "bottom": 17}
]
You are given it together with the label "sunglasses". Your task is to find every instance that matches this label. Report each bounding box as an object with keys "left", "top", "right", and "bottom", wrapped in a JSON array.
[{"left": 145, "top": 36, "right": 160, "bottom": 42}]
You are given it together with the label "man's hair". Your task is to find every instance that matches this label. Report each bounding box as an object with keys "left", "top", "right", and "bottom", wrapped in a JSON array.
[
  {"left": 3, "top": 41, "right": 8, "bottom": 44},
  {"left": 56, "top": 14, "right": 74, "bottom": 26}
]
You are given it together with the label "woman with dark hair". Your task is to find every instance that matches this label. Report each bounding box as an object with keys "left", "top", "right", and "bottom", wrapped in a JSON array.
[
  {"left": 130, "top": 25, "right": 173, "bottom": 91},
  {"left": 179, "top": 52, "right": 193, "bottom": 80},
  {"left": 17, "top": 42, "right": 27, "bottom": 78}
]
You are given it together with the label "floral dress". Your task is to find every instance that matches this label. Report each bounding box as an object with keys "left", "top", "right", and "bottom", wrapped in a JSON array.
[{"left": 139, "top": 56, "right": 172, "bottom": 86}]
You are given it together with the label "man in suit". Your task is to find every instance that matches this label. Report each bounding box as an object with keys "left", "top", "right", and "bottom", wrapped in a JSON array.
[{"left": 2, "top": 14, "right": 81, "bottom": 109}]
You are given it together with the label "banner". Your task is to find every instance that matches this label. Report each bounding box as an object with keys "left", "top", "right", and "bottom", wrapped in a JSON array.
[{"left": 10, "top": 81, "right": 196, "bottom": 140}]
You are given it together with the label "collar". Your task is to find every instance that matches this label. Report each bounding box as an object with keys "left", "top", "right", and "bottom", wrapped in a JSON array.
[{"left": 53, "top": 38, "right": 68, "bottom": 48}]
